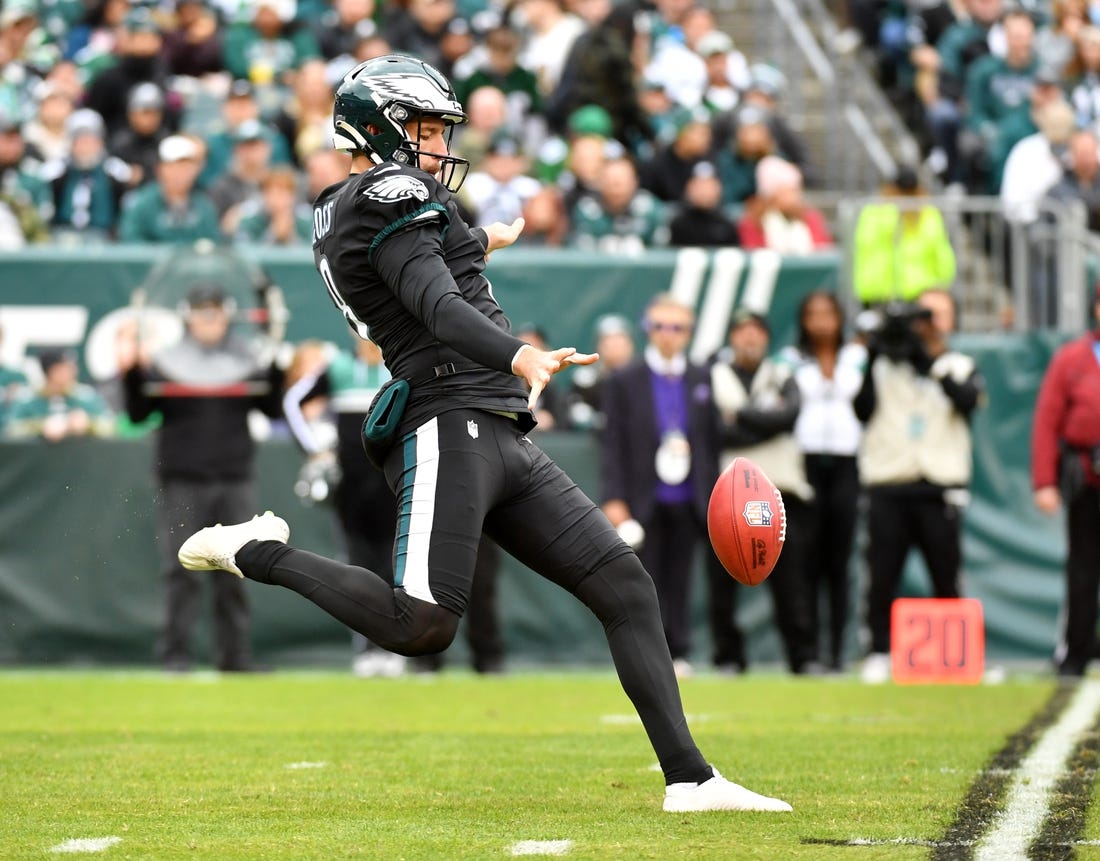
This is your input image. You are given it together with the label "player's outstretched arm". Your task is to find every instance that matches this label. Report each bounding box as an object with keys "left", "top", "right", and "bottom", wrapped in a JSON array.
[{"left": 512, "top": 345, "right": 599, "bottom": 410}]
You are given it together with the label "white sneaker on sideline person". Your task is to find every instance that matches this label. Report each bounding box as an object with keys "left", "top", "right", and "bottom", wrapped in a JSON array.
[
  {"left": 178, "top": 511, "right": 290, "bottom": 577},
  {"left": 672, "top": 658, "right": 694, "bottom": 680},
  {"left": 663, "top": 768, "right": 793, "bottom": 812},
  {"left": 860, "top": 652, "right": 892, "bottom": 684}
]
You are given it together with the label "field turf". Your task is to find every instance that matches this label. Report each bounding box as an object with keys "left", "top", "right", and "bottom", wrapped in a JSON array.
[{"left": 0, "top": 670, "right": 1090, "bottom": 860}]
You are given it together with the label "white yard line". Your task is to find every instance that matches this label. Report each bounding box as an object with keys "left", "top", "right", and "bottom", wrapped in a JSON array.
[
  {"left": 284, "top": 761, "right": 327, "bottom": 770},
  {"left": 49, "top": 837, "right": 122, "bottom": 853},
  {"left": 509, "top": 840, "right": 573, "bottom": 856},
  {"left": 974, "top": 680, "right": 1100, "bottom": 861}
]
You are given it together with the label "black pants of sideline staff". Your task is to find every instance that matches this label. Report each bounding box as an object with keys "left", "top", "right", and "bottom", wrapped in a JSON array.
[
  {"left": 155, "top": 477, "right": 255, "bottom": 671},
  {"left": 1057, "top": 485, "right": 1100, "bottom": 676},
  {"left": 865, "top": 483, "right": 962, "bottom": 655}
]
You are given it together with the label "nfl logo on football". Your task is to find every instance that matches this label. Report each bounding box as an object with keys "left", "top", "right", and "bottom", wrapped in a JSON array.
[{"left": 742, "top": 500, "right": 773, "bottom": 527}]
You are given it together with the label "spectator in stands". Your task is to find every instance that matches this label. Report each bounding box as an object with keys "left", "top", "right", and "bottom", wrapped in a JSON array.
[
  {"left": 85, "top": 8, "right": 172, "bottom": 138},
  {"left": 45, "top": 108, "right": 132, "bottom": 241},
  {"left": 460, "top": 130, "right": 542, "bottom": 227},
  {"left": 518, "top": 184, "right": 569, "bottom": 246},
  {"left": 0, "top": 0, "right": 55, "bottom": 115},
  {"left": 716, "top": 105, "right": 776, "bottom": 205},
  {"left": 913, "top": 0, "right": 1003, "bottom": 183},
  {"left": 65, "top": 0, "right": 128, "bottom": 72},
  {"left": 544, "top": 0, "right": 651, "bottom": 152},
  {"left": 222, "top": 0, "right": 320, "bottom": 86},
  {"left": 637, "top": 76, "right": 681, "bottom": 151},
  {"left": 108, "top": 83, "right": 168, "bottom": 188},
  {"left": 1069, "top": 25, "right": 1100, "bottom": 128},
  {"left": 385, "top": 0, "right": 459, "bottom": 77},
  {"left": 738, "top": 157, "right": 833, "bottom": 253},
  {"left": 118, "top": 134, "right": 221, "bottom": 243},
  {"left": 1032, "top": 283, "right": 1100, "bottom": 677},
  {"left": 991, "top": 68, "right": 1068, "bottom": 193},
  {"left": 303, "top": 147, "right": 351, "bottom": 202},
  {"left": 199, "top": 79, "right": 292, "bottom": 189},
  {"left": 738, "top": 64, "right": 817, "bottom": 188},
  {"left": 1035, "top": 0, "right": 1087, "bottom": 79},
  {"left": 209, "top": 119, "right": 273, "bottom": 233},
  {"left": 314, "top": 0, "right": 376, "bottom": 62},
  {"left": 455, "top": 25, "right": 542, "bottom": 142},
  {"left": 0, "top": 111, "right": 51, "bottom": 242},
  {"left": 234, "top": 166, "right": 313, "bottom": 245},
  {"left": 4, "top": 349, "right": 114, "bottom": 441},
  {"left": 517, "top": 0, "right": 587, "bottom": 99},
  {"left": 535, "top": 104, "right": 610, "bottom": 197},
  {"left": 1046, "top": 128, "right": 1100, "bottom": 231},
  {"left": 22, "top": 81, "right": 74, "bottom": 163},
  {"left": 642, "top": 0, "right": 708, "bottom": 109},
  {"left": 855, "top": 289, "right": 984, "bottom": 683},
  {"left": 778, "top": 291, "right": 865, "bottom": 671},
  {"left": 668, "top": 160, "right": 739, "bottom": 248},
  {"left": 853, "top": 164, "right": 956, "bottom": 305},
  {"left": 163, "top": 0, "right": 224, "bottom": 78},
  {"left": 600, "top": 293, "right": 720, "bottom": 679},
  {"left": 696, "top": 30, "right": 750, "bottom": 114},
  {"left": 271, "top": 59, "right": 335, "bottom": 165},
  {"left": 570, "top": 154, "right": 668, "bottom": 252},
  {"left": 639, "top": 106, "right": 714, "bottom": 203},
  {"left": 567, "top": 312, "right": 635, "bottom": 430},
  {"left": 1000, "top": 97, "right": 1076, "bottom": 222},
  {"left": 964, "top": 7, "right": 1039, "bottom": 190},
  {"left": 711, "top": 309, "right": 817, "bottom": 674},
  {"left": 452, "top": 84, "right": 510, "bottom": 167}
]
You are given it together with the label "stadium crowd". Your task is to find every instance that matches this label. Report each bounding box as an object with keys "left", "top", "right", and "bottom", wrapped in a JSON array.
[{"left": 0, "top": 0, "right": 835, "bottom": 252}]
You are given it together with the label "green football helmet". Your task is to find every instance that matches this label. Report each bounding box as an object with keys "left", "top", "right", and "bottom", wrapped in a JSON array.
[{"left": 333, "top": 54, "right": 470, "bottom": 192}]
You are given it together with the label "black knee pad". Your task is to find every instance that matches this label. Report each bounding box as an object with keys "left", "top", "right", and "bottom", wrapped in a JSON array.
[{"left": 573, "top": 553, "right": 660, "bottom": 630}]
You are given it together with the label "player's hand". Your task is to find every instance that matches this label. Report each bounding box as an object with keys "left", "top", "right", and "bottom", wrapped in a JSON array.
[
  {"left": 1034, "top": 486, "right": 1061, "bottom": 514},
  {"left": 483, "top": 217, "right": 525, "bottom": 261},
  {"left": 513, "top": 346, "right": 598, "bottom": 410}
]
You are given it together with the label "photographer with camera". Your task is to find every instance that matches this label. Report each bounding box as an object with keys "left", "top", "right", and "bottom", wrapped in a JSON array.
[
  {"left": 854, "top": 289, "right": 985, "bottom": 683},
  {"left": 1032, "top": 284, "right": 1100, "bottom": 677}
]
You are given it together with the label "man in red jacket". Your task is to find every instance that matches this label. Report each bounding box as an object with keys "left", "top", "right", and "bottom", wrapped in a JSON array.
[{"left": 1032, "top": 285, "right": 1100, "bottom": 676}]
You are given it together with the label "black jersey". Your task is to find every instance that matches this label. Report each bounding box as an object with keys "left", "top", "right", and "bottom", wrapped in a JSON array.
[{"left": 312, "top": 162, "right": 532, "bottom": 434}]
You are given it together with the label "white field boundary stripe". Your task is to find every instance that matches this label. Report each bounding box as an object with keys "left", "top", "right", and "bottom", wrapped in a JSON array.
[
  {"left": 509, "top": 840, "right": 573, "bottom": 856},
  {"left": 974, "top": 679, "right": 1100, "bottom": 861},
  {"left": 50, "top": 837, "right": 122, "bottom": 853},
  {"left": 689, "top": 248, "right": 745, "bottom": 365},
  {"left": 668, "top": 248, "right": 710, "bottom": 310}
]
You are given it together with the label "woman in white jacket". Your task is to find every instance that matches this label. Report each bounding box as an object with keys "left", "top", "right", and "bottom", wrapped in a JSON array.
[{"left": 779, "top": 292, "right": 865, "bottom": 670}]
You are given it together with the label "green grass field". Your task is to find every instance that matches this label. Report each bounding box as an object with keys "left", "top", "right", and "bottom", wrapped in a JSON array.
[{"left": 3, "top": 670, "right": 1095, "bottom": 860}]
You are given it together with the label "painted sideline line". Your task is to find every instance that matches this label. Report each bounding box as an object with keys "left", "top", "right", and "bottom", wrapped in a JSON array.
[
  {"left": 49, "top": 837, "right": 122, "bottom": 853},
  {"left": 974, "top": 680, "right": 1100, "bottom": 861}
]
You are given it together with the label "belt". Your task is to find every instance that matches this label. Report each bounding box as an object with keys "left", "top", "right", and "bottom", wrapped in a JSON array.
[{"left": 408, "top": 361, "right": 479, "bottom": 387}]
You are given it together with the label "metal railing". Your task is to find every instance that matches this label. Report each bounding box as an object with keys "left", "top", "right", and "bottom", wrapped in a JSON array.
[{"left": 834, "top": 195, "right": 1091, "bottom": 332}]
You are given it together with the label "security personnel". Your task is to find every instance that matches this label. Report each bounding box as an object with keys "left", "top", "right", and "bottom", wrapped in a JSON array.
[{"left": 854, "top": 289, "right": 984, "bottom": 683}]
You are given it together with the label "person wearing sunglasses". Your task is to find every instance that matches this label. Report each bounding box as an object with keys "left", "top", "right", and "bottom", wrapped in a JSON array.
[{"left": 599, "top": 293, "right": 725, "bottom": 681}]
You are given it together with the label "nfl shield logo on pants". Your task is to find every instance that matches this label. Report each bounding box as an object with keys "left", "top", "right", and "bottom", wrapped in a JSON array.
[{"left": 467, "top": 420, "right": 479, "bottom": 439}]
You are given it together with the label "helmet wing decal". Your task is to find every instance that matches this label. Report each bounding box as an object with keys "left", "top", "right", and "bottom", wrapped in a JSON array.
[{"left": 367, "top": 73, "right": 464, "bottom": 118}]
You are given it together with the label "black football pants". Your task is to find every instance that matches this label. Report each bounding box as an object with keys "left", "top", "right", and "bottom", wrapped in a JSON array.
[{"left": 237, "top": 409, "right": 712, "bottom": 784}]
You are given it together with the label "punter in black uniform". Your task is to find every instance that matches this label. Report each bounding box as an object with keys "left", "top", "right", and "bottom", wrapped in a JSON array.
[{"left": 177, "top": 54, "right": 791, "bottom": 813}]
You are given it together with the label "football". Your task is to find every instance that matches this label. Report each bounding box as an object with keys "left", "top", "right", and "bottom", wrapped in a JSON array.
[{"left": 707, "top": 457, "right": 786, "bottom": 586}]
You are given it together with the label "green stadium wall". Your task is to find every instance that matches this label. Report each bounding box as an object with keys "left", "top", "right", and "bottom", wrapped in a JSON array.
[{"left": 0, "top": 247, "right": 1070, "bottom": 668}]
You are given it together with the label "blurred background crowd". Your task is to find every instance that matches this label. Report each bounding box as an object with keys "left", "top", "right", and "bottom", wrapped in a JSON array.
[{"left": 0, "top": 0, "right": 835, "bottom": 251}]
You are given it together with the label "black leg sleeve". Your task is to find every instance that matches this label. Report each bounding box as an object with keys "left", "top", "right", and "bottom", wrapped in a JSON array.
[
  {"left": 235, "top": 540, "right": 459, "bottom": 657},
  {"left": 573, "top": 553, "right": 712, "bottom": 786}
]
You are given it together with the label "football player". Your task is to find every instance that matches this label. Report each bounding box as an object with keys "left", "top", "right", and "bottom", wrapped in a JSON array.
[{"left": 177, "top": 54, "right": 791, "bottom": 813}]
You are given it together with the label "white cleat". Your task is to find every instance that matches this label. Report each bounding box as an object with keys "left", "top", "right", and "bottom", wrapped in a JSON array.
[
  {"left": 178, "top": 511, "right": 289, "bottom": 578},
  {"left": 663, "top": 769, "right": 793, "bottom": 813}
]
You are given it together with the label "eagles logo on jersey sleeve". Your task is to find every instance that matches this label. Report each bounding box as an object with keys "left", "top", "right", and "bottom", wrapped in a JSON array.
[{"left": 352, "top": 164, "right": 450, "bottom": 263}]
